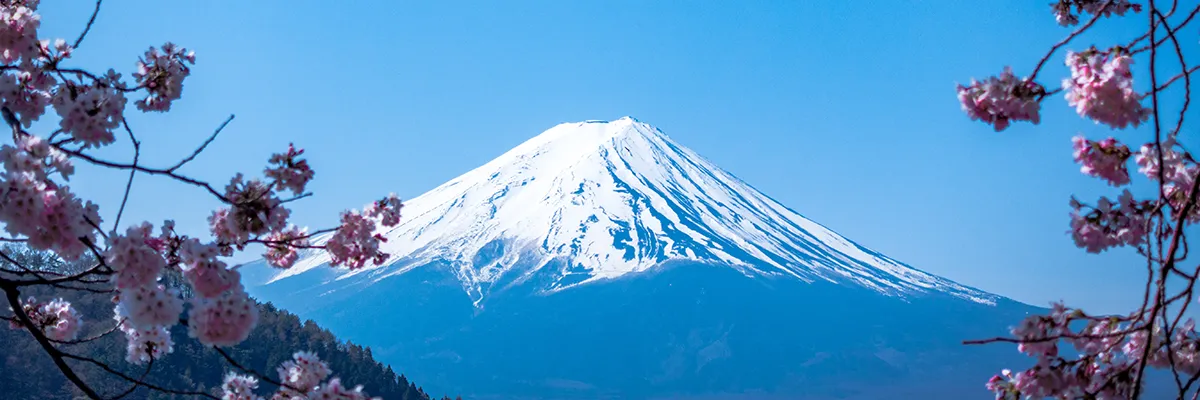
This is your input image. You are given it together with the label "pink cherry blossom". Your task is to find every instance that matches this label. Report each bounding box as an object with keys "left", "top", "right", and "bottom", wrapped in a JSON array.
[
  {"left": 1063, "top": 49, "right": 1149, "bottom": 130},
  {"left": 364, "top": 193, "right": 403, "bottom": 228},
  {"left": 10, "top": 297, "right": 82, "bottom": 341},
  {"left": 1051, "top": 0, "right": 1143, "bottom": 26},
  {"left": 1069, "top": 190, "right": 1150, "bottom": 253},
  {"left": 117, "top": 318, "right": 174, "bottom": 365},
  {"left": 179, "top": 239, "right": 240, "bottom": 299},
  {"left": 209, "top": 174, "right": 291, "bottom": 247},
  {"left": 105, "top": 222, "right": 168, "bottom": 290},
  {"left": 0, "top": 174, "right": 101, "bottom": 260},
  {"left": 50, "top": 80, "right": 127, "bottom": 148},
  {"left": 187, "top": 285, "right": 258, "bottom": 347},
  {"left": 956, "top": 67, "right": 1044, "bottom": 131},
  {"left": 1134, "top": 139, "right": 1195, "bottom": 186},
  {"left": 275, "top": 351, "right": 332, "bottom": 397},
  {"left": 326, "top": 210, "right": 388, "bottom": 270},
  {"left": 222, "top": 373, "right": 262, "bottom": 400},
  {"left": 0, "top": 133, "right": 72, "bottom": 180},
  {"left": 133, "top": 42, "right": 194, "bottom": 112},
  {"left": 262, "top": 225, "right": 308, "bottom": 269},
  {"left": 115, "top": 284, "right": 183, "bottom": 329},
  {"left": 265, "top": 143, "right": 314, "bottom": 195},
  {"left": 0, "top": 1, "right": 43, "bottom": 64},
  {"left": 1072, "top": 135, "right": 1132, "bottom": 186},
  {"left": 306, "top": 378, "right": 381, "bottom": 400},
  {"left": 0, "top": 63, "right": 55, "bottom": 128}
]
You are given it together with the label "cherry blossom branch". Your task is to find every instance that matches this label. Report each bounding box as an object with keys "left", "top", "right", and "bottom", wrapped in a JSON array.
[
  {"left": 72, "top": 0, "right": 103, "bottom": 50},
  {"left": 0, "top": 285, "right": 102, "bottom": 399},
  {"left": 1151, "top": 7, "right": 1190, "bottom": 138},
  {"left": 49, "top": 318, "right": 125, "bottom": 346},
  {"left": 1030, "top": 0, "right": 1114, "bottom": 80},
  {"left": 211, "top": 346, "right": 303, "bottom": 393},
  {"left": 59, "top": 353, "right": 218, "bottom": 399},
  {"left": 56, "top": 147, "right": 229, "bottom": 202},
  {"left": 1131, "top": 3, "right": 1200, "bottom": 55},
  {"left": 165, "top": 114, "right": 234, "bottom": 173},
  {"left": 108, "top": 358, "right": 153, "bottom": 400},
  {"left": 112, "top": 119, "right": 139, "bottom": 232}
]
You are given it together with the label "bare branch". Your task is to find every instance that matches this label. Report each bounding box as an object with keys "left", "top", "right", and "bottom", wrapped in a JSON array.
[
  {"left": 166, "top": 114, "right": 235, "bottom": 173},
  {"left": 72, "top": 0, "right": 102, "bottom": 50}
]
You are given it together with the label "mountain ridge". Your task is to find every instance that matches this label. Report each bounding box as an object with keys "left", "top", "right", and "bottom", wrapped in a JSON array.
[{"left": 259, "top": 117, "right": 1003, "bottom": 308}]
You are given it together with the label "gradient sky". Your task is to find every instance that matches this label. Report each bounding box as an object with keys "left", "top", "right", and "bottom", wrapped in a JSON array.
[{"left": 31, "top": 1, "right": 1198, "bottom": 314}]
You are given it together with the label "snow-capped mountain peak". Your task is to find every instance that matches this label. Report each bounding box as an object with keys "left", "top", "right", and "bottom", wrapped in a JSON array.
[{"left": 265, "top": 118, "right": 996, "bottom": 306}]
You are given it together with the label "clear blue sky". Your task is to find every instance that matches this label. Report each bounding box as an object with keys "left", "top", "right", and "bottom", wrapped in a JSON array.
[{"left": 31, "top": 1, "right": 1197, "bottom": 314}]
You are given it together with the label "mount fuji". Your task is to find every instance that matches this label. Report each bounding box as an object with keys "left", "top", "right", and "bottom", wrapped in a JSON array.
[{"left": 243, "top": 117, "right": 1037, "bottom": 399}]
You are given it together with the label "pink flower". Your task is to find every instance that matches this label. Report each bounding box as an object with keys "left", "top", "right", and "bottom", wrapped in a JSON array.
[
  {"left": 276, "top": 351, "right": 332, "bottom": 396},
  {"left": 306, "top": 378, "right": 381, "bottom": 400},
  {"left": 365, "top": 193, "right": 403, "bottom": 228},
  {"left": 222, "top": 373, "right": 262, "bottom": 400},
  {"left": 11, "top": 297, "right": 82, "bottom": 341},
  {"left": 1063, "top": 49, "right": 1149, "bottom": 130},
  {"left": 50, "top": 80, "right": 127, "bottom": 148},
  {"left": 326, "top": 210, "right": 388, "bottom": 270},
  {"left": 1051, "top": 0, "right": 1142, "bottom": 26},
  {"left": 133, "top": 42, "right": 194, "bottom": 112},
  {"left": 179, "top": 239, "right": 240, "bottom": 299},
  {"left": 1071, "top": 135, "right": 1132, "bottom": 186},
  {"left": 0, "top": 133, "right": 72, "bottom": 180},
  {"left": 187, "top": 285, "right": 258, "bottom": 347},
  {"left": 1069, "top": 190, "right": 1150, "bottom": 253},
  {"left": 0, "top": 1, "right": 44, "bottom": 64},
  {"left": 115, "top": 284, "right": 183, "bottom": 329},
  {"left": 209, "top": 174, "right": 291, "bottom": 246},
  {"left": 265, "top": 143, "right": 314, "bottom": 195},
  {"left": 0, "top": 173, "right": 101, "bottom": 260},
  {"left": 263, "top": 225, "right": 308, "bottom": 269},
  {"left": 116, "top": 318, "right": 174, "bottom": 365},
  {"left": 105, "top": 222, "right": 168, "bottom": 290},
  {"left": 956, "top": 67, "right": 1044, "bottom": 131},
  {"left": 1134, "top": 139, "right": 1194, "bottom": 185},
  {"left": 0, "top": 63, "right": 55, "bottom": 128}
]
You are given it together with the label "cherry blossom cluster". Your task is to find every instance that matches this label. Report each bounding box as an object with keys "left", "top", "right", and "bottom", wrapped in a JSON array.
[
  {"left": 1072, "top": 135, "right": 1133, "bottom": 186},
  {"left": 1063, "top": 48, "right": 1149, "bottom": 130},
  {"left": 262, "top": 225, "right": 309, "bottom": 269},
  {"left": 987, "top": 304, "right": 1200, "bottom": 400},
  {"left": 222, "top": 352, "right": 382, "bottom": 400},
  {"left": 132, "top": 42, "right": 194, "bottom": 112},
  {"left": 956, "top": 67, "right": 1045, "bottom": 131},
  {"left": 114, "top": 311, "right": 174, "bottom": 365},
  {"left": 1051, "top": 0, "right": 1143, "bottom": 26},
  {"left": 326, "top": 210, "right": 389, "bottom": 270},
  {"left": 50, "top": 78, "right": 128, "bottom": 148},
  {"left": 1069, "top": 190, "right": 1152, "bottom": 253},
  {"left": 0, "top": 2, "right": 405, "bottom": 396},
  {"left": 176, "top": 238, "right": 258, "bottom": 346},
  {"left": 265, "top": 143, "right": 315, "bottom": 195},
  {"left": 0, "top": 134, "right": 100, "bottom": 260},
  {"left": 0, "top": 62, "right": 54, "bottom": 127},
  {"left": 0, "top": 0, "right": 42, "bottom": 64},
  {"left": 365, "top": 193, "right": 404, "bottom": 227},
  {"left": 210, "top": 174, "right": 292, "bottom": 249},
  {"left": 8, "top": 296, "right": 81, "bottom": 341}
]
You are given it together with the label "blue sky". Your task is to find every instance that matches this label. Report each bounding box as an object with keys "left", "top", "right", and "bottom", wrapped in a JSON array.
[{"left": 31, "top": 1, "right": 1196, "bottom": 314}]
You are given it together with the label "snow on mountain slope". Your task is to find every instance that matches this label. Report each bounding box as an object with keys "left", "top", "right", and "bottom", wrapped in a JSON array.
[{"left": 264, "top": 117, "right": 997, "bottom": 306}]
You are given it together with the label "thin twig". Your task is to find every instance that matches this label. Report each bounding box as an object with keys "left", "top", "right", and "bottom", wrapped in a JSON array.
[
  {"left": 72, "top": 0, "right": 103, "bottom": 50},
  {"left": 112, "top": 119, "right": 140, "bottom": 232},
  {"left": 167, "top": 114, "right": 235, "bottom": 172}
]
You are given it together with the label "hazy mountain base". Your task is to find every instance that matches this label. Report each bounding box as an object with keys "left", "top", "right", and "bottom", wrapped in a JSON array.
[
  {"left": 250, "top": 259, "right": 1050, "bottom": 400},
  {"left": 0, "top": 283, "right": 438, "bottom": 400}
]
